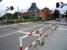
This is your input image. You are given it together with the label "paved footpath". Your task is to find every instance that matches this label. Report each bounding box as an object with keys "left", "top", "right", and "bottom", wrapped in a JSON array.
[{"left": 35, "top": 25, "right": 67, "bottom": 50}]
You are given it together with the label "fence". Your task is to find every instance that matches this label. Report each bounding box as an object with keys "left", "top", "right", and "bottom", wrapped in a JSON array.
[{"left": 19, "top": 24, "right": 57, "bottom": 50}]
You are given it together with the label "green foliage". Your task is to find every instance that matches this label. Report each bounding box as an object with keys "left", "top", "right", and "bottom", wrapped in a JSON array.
[
  {"left": 7, "top": 20, "right": 15, "bottom": 24},
  {"left": 2, "top": 12, "right": 20, "bottom": 20},
  {"left": 22, "top": 16, "right": 42, "bottom": 21},
  {"left": 22, "top": 16, "right": 29, "bottom": 19},
  {"left": 2, "top": 13, "right": 12, "bottom": 20},
  {"left": 1, "top": 12, "right": 42, "bottom": 24},
  {"left": 12, "top": 12, "right": 20, "bottom": 19},
  {"left": 29, "top": 16, "right": 42, "bottom": 21}
]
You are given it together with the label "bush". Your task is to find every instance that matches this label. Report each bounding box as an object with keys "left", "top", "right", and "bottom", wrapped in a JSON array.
[
  {"left": 35, "top": 16, "right": 42, "bottom": 21},
  {"left": 7, "top": 20, "right": 15, "bottom": 24},
  {"left": 29, "top": 16, "right": 42, "bottom": 21},
  {"left": 23, "top": 16, "right": 30, "bottom": 19}
]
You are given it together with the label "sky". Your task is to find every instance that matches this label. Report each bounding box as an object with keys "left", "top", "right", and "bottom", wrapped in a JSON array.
[{"left": 0, "top": 0, "right": 67, "bottom": 17}]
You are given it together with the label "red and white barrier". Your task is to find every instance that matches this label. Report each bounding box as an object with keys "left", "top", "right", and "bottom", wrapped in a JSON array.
[
  {"left": 19, "top": 35, "right": 28, "bottom": 50},
  {"left": 19, "top": 31, "right": 39, "bottom": 50},
  {"left": 19, "top": 24, "right": 56, "bottom": 50},
  {"left": 24, "top": 41, "right": 36, "bottom": 50},
  {"left": 24, "top": 35, "right": 45, "bottom": 50}
]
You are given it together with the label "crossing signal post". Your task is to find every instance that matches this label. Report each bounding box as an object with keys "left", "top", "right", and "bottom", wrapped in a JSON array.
[
  {"left": 5, "top": 6, "right": 14, "bottom": 24},
  {"left": 56, "top": 2, "right": 67, "bottom": 22}
]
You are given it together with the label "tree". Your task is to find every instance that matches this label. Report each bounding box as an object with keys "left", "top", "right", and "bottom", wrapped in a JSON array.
[
  {"left": 54, "top": 9, "right": 60, "bottom": 19},
  {"left": 2, "top": 13, "right": 12, "bottom": 20},
  {"left": 2, "top": 12, "right": 21, "bottom": 20},
  {"left": 12, "top": 12, "right": 21, "bottom": 19}
]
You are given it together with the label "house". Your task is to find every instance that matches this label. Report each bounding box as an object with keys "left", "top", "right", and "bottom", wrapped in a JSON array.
[
  {"left": 28, "top": 2, "right": 40, "bottom": 16},
  {"left": 40, "top": 7, "right": 51, "bottom": 20},
  {"left": 21, "top": 2, "right": 51, "bottom": 20}
]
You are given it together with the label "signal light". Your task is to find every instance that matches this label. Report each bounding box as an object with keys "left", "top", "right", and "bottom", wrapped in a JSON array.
[
  {"left": 10, "top": 6, "right": 14, "bottom": 10},
  {"left": 56, "top": 2, "right": 59, "bottom": 8}
]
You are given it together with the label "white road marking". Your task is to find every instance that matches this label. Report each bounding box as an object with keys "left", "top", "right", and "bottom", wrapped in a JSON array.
[
  {"left": 21, "top": 24, "right": 44, "bottom": 31},
  {"left": 57, "top": 28, "right": 67, "bottom": 30},
  {"left": 0, "top": 24, "right": 45, "bottom": 38},
  {"left": 0, "top": 32, "right": 17, "bottom": 38},
  {"left": 17, "top": 31, "right": 29, "bottom": 34}
]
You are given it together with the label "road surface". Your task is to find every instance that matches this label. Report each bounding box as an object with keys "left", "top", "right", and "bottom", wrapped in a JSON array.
[
  {"left": 1, "top": 20, "right": 67, "bottom": 50},
  {"left": 0, "top": 22, "right": 48, "bottom": 50},
  {"left": 38, "top": 25, "right": 67, "bottom": 50},
  {"left": 33, "top": 19, "right": 67, "bottom": 50}
]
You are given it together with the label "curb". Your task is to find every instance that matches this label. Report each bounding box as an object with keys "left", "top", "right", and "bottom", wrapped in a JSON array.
[{"left": 0, "top": 22, "right": 32, "bottom": 28}]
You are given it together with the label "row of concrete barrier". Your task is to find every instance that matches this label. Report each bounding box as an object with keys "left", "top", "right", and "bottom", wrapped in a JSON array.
[{"left": 19, "top": 24, "right": 57, "bottom": 50}]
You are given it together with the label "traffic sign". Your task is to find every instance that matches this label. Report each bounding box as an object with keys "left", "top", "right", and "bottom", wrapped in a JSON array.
[{"left": 56, "top": 2, "right": 64, "bottom": 8}]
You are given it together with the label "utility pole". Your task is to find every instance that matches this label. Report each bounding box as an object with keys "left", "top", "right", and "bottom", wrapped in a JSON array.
[{"left": 5, "top": 6, "right": 14, "bottom": 25}]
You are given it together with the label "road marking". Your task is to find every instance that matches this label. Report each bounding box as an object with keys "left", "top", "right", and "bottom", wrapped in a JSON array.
[
  {"left": 18, "top": 31, "right": 39, "bottom": 36},
  {"left": 0, "top": 24, "right": 45, "bottom": 38},
  {"left": 58, "top": 28, "right": 67, "bottom": 30},
  {"left": 21, "top": 24, "right": 44, "bottom": 31},
  {"left": 0, "top": 32, "right": 17, "bottom": 38},
  {"left": 18, "top": 31, "right": 29, "bottom": 34}
]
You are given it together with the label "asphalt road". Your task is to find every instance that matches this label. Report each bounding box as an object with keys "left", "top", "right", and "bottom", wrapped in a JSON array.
[
  {"left": 39, "top": 25, "right": 67, "bottom": 50},
  {"left": 0, "top": 22, "right": 48, "bottom": 50}
]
